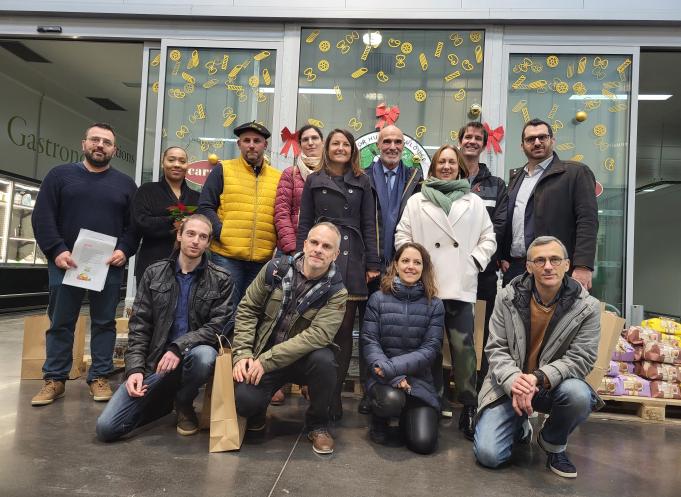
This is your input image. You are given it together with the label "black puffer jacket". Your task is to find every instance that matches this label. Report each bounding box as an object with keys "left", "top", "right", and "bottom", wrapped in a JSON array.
[
  {"left": 361, "top": 279, "right": 444, "bottom": 410},
  {"left": 125, "top": 254, "right": 234, "bottom": 377}
]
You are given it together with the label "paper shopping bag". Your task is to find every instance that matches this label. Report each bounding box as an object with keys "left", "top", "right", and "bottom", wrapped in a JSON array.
[
  {"left": 21, "top": 314, "right": 86, "bottom": 380},
  {"left": 586, "top": 309, "right": 626, "bottom": 390},
  {"left": 209, "top": 336, "right": 246, "bottom": 453}
]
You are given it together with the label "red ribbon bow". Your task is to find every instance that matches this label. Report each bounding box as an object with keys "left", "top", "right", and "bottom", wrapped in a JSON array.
[
  {"left": 483, "top": 122, "right": 505, "bottom": 154},
  {"left": 375, "top": 103, "right": 400, "bottom": 130},
  {"left": 279, "top": 127, "right": 301, "bottom": 157}
]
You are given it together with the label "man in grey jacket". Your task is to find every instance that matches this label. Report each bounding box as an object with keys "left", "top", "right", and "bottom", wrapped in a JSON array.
[
  {"left": 473, "top": 236, "right": 602, "bottom": 478},
  {"left": 96, "top": 214, "right": 233, "bottom": 442}
]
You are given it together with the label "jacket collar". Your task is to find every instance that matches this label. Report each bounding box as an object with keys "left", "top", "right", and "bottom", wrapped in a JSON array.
[{"left": 510, "top": 272, "right": 582, "bottom": 318}]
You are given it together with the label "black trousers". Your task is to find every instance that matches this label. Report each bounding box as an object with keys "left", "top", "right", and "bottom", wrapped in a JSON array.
[
  {"left": 476, "top": 284, "right": 497, "bottom": 392},
  {"left": 369, "top": 384, "right": 439, "bottom": 455},
  {"left": 502, "top": 258, "right": 526, "bottom": 287},
  {"left": 235, "top": 348, "right": 337, "bottom": 430},
  {"left": 332, "top": 300, "right": 366, "bottom": 408}
]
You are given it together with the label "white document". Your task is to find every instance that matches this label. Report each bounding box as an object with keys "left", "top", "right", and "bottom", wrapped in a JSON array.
[{"left": 62, "top": 229, "right": 117, "bottom": 292}]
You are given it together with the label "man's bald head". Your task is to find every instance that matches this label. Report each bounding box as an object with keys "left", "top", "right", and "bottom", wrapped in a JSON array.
[{"left": 378, "top": 125, "right": 404, "bottom": 169}]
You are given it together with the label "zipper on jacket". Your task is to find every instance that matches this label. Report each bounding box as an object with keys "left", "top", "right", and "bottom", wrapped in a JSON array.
[
  {"left": 250, "top": 173, "right": 259, "bottom": 260},
  {"left": 401, "top": 168, "right": 419, "bottom": 202}
]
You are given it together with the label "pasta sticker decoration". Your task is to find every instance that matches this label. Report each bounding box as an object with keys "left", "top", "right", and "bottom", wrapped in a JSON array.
[
  {"left": 448, "top": 54, "right": 459, "bottom": 66},
  {"left": 415, "top": 126, "right": 427, "bottom": 138},
  {"left": 400, "top": 42, "right": 413, "bottom": 55},
  {"left": 469, "top": 31, "right": 482, "bottom": 43},
  {"left": 419, "top": 53, "right": 428, "bottom": 71},
  {"left": 319, "top": 40, "right": 331, "bottom": 52},
  {"left": 303, "top": 68, "right": 317, "bottom": 82},
  {"left": 254, "top": 51, "right": 270, "bottom": 61},
  {"left": 593, "top": 124, "right": 607, "bottom": 137},
  {"left": 262, "top": 68, "right": 272, "bottom": 86},
  {"left": 318, "top": 59, "right": 330, "bottom": 72},
  {"left": 151, "top": 53, "right": 161, "bottom": 66},
  {"left": 449, "top": 33, "right": 463, "bottom": 46},
  {"left": 462, "top": 59, "right": 474, "bottom": 71},
  {"left": 445, "top": 71, "right": 461, "bottom": 82},
  {"left": 169, "top": 50, "right": 181, "bottom": 62},
  {"left": 221, "top": 55, "right": 230, "bottom": 70},
  {"left": 603, "top": 158, "right": 615, "bottom": 171},
  {"left": 187, "top": 50, "right": 199, "bottom": 70},
  {"left": 205, "top": 60, "right": 218, "bottom": 75},
  {"left": 475, "top": 45, "right": 483, "bottom": 64},
  {"left": 546, "top": 55, "right": 559, "bottom": 68},
  {"left": 453, "top": 89, "right": 466, "bottom": 101},
  {"left": 308, "top": 118, "right": 324, "bottom": 128},
  {"left": 395, "top": 55, "right": 406, "bottom": 69},
  {"left": 176, "top": 125, "right": 189, "bottom": 139},
  {"left": 181, "top": 72, "right": 195, "bottom": 84},
  {"left": 414, "top": 89, "right": 427, "bottom": 102},
  {"left": 361, "top": 45, "right": 371, "bottom": 61},
  {"left": 434, "top": 41, "right": 444, "bottom": 58},
  {"left": 388, "top": 38, "right": 401, "bottom": 48},
  {"left": 334, "top": 84, "right": 343, "bottom": 101},
  {"left": 306, "top": 30, "right": 320, "bottom": 43},
  {"left": 376, "top": 71, "right": 390, "bottom": 83},
  {"left": 351, "top": 67, "right": 369, "bottom": 79},
  {"left": 450, "top": 130, "right": 459, "bottom": 141},
  {"left": 348, "top": 117, "right": 362, "bottom": 131},
  {"left": 577, "top": 57, "right": 587, "bottom": 74},
  {"left": 511, "top": 100, "right": 527, "bottom": 112}
]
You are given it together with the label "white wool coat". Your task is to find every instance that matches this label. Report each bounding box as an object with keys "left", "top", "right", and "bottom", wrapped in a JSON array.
[{"left": 395, "top": 192, "right": 497, "bottom": 303}]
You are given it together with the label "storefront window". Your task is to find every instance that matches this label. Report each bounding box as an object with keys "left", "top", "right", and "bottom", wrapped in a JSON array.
[
  {"left": 141, "top": 48, "right": 160, "bottom": 184},
  {"left": 160, "top": 46, "right": 276, "bottom": 169},
  {"left": 297, "top": 28, "right": 484, "bottom": 167},
  {"left": 505, "top": 53, "right": 633, "bottom": 312}
]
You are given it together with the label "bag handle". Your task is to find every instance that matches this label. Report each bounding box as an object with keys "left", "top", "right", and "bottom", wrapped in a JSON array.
[{"left": 216, "top": 334, "right": 232, "bottom": 355}]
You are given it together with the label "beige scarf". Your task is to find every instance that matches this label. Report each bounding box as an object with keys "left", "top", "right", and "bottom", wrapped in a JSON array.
[{"left": 296, "top": 154, "right": 321, "bottom": 181}]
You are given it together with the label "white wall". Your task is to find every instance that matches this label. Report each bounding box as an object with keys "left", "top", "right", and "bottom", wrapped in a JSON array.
[
  {"left": 633, "top": 184, "right": 681, "bottom": 317},
  {"left": 0, "top": 72, "right": 136, "bottom": 180}
]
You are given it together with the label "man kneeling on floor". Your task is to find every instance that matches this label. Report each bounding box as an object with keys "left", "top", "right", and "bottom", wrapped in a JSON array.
[
  {"left": 96, "top": 214, "right": 234, "bottom": 442},
  {"left": 473, "top": 236, "right": 603, "bottom": 478},
  {"left": 233, "top": 222, "right": 347, "bottom": 454}
]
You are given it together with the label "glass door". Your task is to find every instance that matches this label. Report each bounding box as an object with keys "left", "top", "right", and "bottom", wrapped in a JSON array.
[
  {"left": 153, "top": 39, "right": 284, "bottom": 185},
  {"left": 500, "top": 45, "right": 638, "bottom": 316}
]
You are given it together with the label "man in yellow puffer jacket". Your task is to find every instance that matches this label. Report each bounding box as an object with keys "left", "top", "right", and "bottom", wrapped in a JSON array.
[{"left": 198, "top": 121, "right": 281, "bottom": 332}]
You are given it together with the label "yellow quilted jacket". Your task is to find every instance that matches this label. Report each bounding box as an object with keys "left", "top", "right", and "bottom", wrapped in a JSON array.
[{"left": 210, "top": 156, "right": 281, "bottom": 262}]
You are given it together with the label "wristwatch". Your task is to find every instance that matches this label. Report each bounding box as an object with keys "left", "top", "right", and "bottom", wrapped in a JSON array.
[{"left": 532, "top": 370, "right": 546, "bottom": 389}]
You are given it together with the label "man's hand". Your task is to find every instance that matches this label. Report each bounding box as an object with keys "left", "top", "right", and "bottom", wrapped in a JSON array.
[
  {"left": 572, "top": 266, "right": 593, "bottom": 290},
  {"left": 125, "top": 373, "right": 147, "bottom": 397},
  {"left": 366, "top": 270, "right": 380, "bottom": 283},
  {"left": 156, "top": 350, "right": 180, "bottom": 374},
  {"left": 54, "top": 251, "right": 77, "bottom": 270},
  {"left": 107, "top": 249, "right": 127, "bottom": 267},
  {"left": 373, "top": 366, "right": 384, "bottom": 378},
  {"left": 511, "top": 373, "right": 538, "bottom": 416},
  {"left": 500, "top": 260, "right": 510, "bottom": 273},
  {"left": 246, "top": 358, "right": 265, "bottom": 385},
  {"left": 233, "top": 358, "right": 253, "bottom": 383}
]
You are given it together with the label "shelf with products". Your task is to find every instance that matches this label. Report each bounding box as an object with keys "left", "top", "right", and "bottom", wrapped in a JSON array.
[{"left": 0, "top": 171, "right": 43, "bottom": 267}]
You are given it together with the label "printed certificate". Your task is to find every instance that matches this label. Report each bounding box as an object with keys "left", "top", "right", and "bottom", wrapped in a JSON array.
[{"left": 62, "top": 229, "right": 117, "bottom": 292}]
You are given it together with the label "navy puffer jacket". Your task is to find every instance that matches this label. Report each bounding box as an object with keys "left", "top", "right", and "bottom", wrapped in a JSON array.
[{"left": 361, "top": 279, "right": 444, "bottom": 410}]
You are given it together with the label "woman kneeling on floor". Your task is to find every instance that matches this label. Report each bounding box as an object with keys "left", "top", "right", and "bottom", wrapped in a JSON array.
[{"left": 360, "top": 242, "right": 444, "bottom": 454}]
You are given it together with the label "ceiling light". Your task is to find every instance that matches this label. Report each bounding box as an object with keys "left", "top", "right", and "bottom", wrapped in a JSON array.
[
  {"left": 362, "top": 31, "right": 382, "bottom": 48},
  {"left": 638, "top": 94, "right": 672, "bottom": 101},
  {"left": 297, "top": 88, "right": 336, "bottom": 94}
]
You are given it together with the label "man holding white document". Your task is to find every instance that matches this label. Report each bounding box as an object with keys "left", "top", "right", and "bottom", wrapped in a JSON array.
[{"left": 31, "top": 123, "right": 138, "bottom": 406}]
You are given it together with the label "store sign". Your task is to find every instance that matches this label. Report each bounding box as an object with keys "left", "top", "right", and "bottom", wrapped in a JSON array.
[
  {"left": 185, "top": 160, "right": 216, "bottom": 189},
  {"left": 356, "top": 132, "right": 430, "bottom": 178}
]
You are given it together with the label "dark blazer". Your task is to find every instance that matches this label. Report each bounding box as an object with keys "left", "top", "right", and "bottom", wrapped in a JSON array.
[
  {"left": 361, "top": 281, "right": 444, "bottom": 410},
  {"left": 131, "top": 178, "right": 199, "bottom": 277},
  {"left": 296, "top": 168, "right": 380, "bottom": 297},
  {"left": 367, "top": 160, "right": 423, "bottom": 268},
  {"left": 501, "top": 153, "right": 598, "bottom": 270}
]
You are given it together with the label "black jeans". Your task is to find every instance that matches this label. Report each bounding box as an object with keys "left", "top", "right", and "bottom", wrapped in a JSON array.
[
  {"left": 332, "top": 301, "right": 366, "bottom": 408},
  {"left": 235, "top": 348, "right": 337, "bottom": 430},
  {"left": 476, "top": 285, "right": 497, "bottom": 392},
  {"left": 369, "top": 384, "right": 439, "bottom": 455}
]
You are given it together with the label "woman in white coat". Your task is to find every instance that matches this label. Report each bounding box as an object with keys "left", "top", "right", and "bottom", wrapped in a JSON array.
[{"left": 395, "top": 144, "right": 496, "bottom": 440}]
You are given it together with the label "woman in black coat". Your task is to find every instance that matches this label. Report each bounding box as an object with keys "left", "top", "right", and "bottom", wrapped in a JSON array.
[
  {"left": 132, "top": 146, "right": 199, "bottom": 278},
  {"left": 361, "top": 242, "right": 444, "bottom": 454},
  {"left": 296, "top": 129, "right": 381, "bottom": 420}
]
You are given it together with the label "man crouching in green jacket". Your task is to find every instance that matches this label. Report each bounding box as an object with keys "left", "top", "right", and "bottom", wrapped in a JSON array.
[{"left": 233, "top": 221, "right": 347, "bottom": 454}]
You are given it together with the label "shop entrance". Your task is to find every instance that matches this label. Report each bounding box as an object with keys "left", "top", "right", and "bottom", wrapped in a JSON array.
[{"left": 633, "top": 50, "right": 681, "bottom": 320}]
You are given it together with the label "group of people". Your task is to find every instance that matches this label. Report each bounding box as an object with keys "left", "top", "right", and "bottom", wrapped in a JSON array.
[{"left": 29, "top": 116, "right": 602, "bottom": 478}]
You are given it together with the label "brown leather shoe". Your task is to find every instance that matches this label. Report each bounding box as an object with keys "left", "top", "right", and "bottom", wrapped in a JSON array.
[
  {"left": 308, "top": 428, "right": 335, "bottom": 454},
  {"left": 31, "top": 380, "right": 66, "bottom": 406},
  {"left": 89, "top": 378, "right": 113, "bottom": 402}
]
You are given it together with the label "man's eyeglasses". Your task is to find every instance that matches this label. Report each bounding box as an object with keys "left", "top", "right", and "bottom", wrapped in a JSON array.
[
  {"left": 528, "top": 257, "right": 565, "bottom": 268},
  {"left": 86, "top": 137, "right": 114, "bottom": 147},
  {"left": 523, "top": 134, "right": 550, "bottom": 145}
]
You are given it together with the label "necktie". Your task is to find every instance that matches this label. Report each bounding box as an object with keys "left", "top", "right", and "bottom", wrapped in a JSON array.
[{"left": 385, "top": 170, "right": 396, "bottom": 192}]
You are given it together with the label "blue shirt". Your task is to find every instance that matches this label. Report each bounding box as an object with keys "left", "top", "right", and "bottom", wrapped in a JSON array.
[
  {"left": 382, "top": 164, "right": 398, "bottom": 191},
  {"left": 167, "top": 260, "right": 199, "bottom": 344}
]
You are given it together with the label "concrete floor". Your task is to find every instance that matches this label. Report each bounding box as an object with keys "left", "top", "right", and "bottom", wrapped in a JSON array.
[{"left": 1, "top": 312, "right": 680, "bottom": 497}]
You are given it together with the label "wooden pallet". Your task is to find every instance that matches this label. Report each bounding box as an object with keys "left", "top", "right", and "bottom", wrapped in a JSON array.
[{"left": 599, "top": 394, "right": 681, "bottom": 422}]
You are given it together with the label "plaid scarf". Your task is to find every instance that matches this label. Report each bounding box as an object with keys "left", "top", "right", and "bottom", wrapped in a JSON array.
[{"left": 272, "top": 253, "right": 337, "bottom": 341}]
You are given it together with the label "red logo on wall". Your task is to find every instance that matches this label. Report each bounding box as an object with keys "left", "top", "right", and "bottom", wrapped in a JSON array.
[
  {"left": 595, "top": 181, "right": 603, "bottom": 198},
  {"left": 185, "top": 160, "right": 216, "bottom": 190}
]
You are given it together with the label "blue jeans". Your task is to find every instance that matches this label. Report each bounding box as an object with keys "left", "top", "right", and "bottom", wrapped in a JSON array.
[
  {"left": 95, "top": 345, "right": 217, "bottom": 442},
  {"left": 44, "top": 261, "right": 123, "bottom": 382},
  {"left": 473, "top": 378, "right": 598, "bottom": 468},
  {"left": 210, "top": 253, "right": 264, "bottom": 331}
]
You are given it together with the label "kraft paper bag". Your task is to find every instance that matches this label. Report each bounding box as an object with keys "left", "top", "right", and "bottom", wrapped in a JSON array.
[
  {"left": 21, "top": 314, "right": 86, "bottom": 380},
  {"left": 443, "top": 300, "right": 486, "bottom": 370},
  {"left": 209, "top": 336, "right": 246, "bottom": 453},
  {"left": 586, "top": 310, "right": 626, "bottom": 390}
]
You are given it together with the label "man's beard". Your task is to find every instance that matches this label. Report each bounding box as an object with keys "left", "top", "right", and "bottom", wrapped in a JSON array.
[{"left": 84, "top": 150, "right": 112, "bottom": 168}]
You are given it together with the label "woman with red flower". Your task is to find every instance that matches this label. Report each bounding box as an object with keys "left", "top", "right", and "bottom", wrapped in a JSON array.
[{"left": 132, "top": 146, "right": 199, "bottom": 278}]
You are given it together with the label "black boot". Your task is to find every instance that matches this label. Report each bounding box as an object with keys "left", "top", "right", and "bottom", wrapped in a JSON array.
[
  {"left": 358, "top": 393, "right": 371, "bottom": 415},
  {"left": 459, "top": 405, "right": 477, "bottom": 441},
  {"left": 369, "top": 415, "right": 389, "bottom": 445}
]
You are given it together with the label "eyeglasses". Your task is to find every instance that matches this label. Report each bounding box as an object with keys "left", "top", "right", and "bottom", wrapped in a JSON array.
[
  {"left": 86, "top": 136, "right": 114, "bottom": 147},
  {"left": 528, "top": 257, "right": 565, "bottom": 268},
  {"left": 523, "top": 134, "right": 550, "bottom": 145}
]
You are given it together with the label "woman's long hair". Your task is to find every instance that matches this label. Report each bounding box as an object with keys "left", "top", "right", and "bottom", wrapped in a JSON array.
[
  {"left": 380, "top": 242, "right": 438, "bottom": 301},
  {"left": 320, "top": 128, "right": 363, "bottom": 177},
  {"left": 427, "top": 144, "right": 469, "bottom": 179}
]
